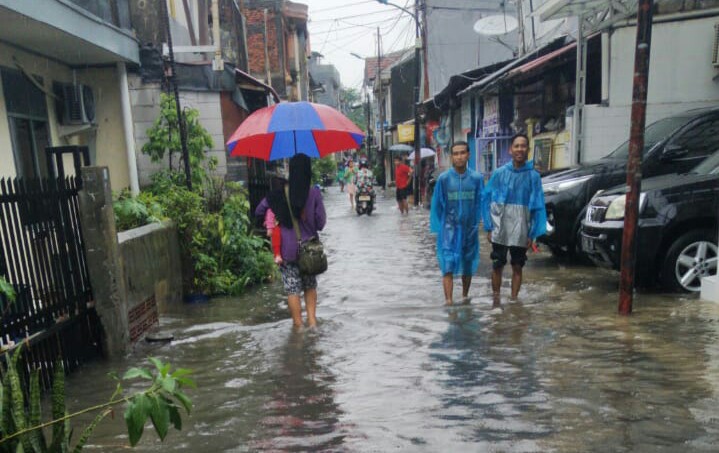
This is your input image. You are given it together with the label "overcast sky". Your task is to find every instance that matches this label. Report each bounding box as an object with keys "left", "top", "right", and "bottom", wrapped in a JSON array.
[{"left": 305, "top": 0, "right": 417, "bottom": 91}]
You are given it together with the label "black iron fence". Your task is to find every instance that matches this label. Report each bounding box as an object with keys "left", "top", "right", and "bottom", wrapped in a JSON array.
[{"left": 0, "top": 176, "right": 101, "bottom": 388}]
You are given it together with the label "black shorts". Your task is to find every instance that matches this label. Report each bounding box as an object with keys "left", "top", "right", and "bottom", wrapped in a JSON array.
[
  {"left": 396, "top": 186, "right": 409, "bottom": 201},
  {"left": 490, "top": 243, "right": 528, "bottom": 269}
]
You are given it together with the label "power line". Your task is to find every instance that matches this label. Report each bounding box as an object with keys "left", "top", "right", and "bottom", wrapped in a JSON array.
[
  {"left": 309, "top": 14, "right": 404, "bottom": 34},
  {"left": 318, "top": 20, "right": 336, "bottom": 55},
  {"left": 309, "top": 9, "right": 400, "bottom": 23},
  {"left": 310, "top": 0, "right": 376, "bottom": 13}
]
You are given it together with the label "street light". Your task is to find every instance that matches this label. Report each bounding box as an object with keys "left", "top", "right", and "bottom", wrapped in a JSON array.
[{"left": 377, "top": 0, "right": 423, "bottom": 206}]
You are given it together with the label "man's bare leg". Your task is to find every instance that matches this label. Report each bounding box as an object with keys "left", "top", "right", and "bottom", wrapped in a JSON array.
[
  {"left": 443, "top": 274, "right": 454, "bottom": 305},
  {"left": 287, "top": 295, "right": 303, "bottom": 328},
  {"left": 461, "top": 275, "right": 472, "bottom": 303},
  {"left": 492, "top": 267, "right": 503, "bottom": 297},
  {"left": 510, "top": 264, "right": 523, "bottom": 300},
  {"left": 305, "top": 288, "right": 318, "bottom": 327}
]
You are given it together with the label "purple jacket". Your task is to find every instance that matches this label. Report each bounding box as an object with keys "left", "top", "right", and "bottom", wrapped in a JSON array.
[{"left": 255, "top": 187, "right": 327, "bottom": 262}]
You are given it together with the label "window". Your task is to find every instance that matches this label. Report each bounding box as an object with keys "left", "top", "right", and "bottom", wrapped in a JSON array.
[
  {"left": 1, "top": 68, "right": 50, "bottom": 179},
  {"left": 670, "top": 117, "right": 719, "bottom": 159}
]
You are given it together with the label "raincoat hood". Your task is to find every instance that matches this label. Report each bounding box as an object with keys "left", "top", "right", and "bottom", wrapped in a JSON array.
[{"left": 504, "top": 160, "right": 534, "bottom": 173}]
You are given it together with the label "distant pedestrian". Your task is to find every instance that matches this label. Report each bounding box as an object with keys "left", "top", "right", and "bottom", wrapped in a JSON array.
[
  {"left": 482, "top": 133, "right": 547, "bottom": 302},
  {"left": 430, "top": 141, "right": 484, "bottom": 305},
  {"left": 394, "top": 155, "right": 412, "bottom": 214},
  {"left": 255, "top": 154, "right": 327, "bottom": 328},
  {"left": 337, "top": 164, "right": 346, "bottom": 192},
  {"left": 344, "top": 160, "right": 357, "bottom": 209}
]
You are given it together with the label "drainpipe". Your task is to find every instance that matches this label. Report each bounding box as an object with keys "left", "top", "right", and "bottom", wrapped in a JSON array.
[
  {"left": 117, "top": 62, "right": 139, "bottom": 196},
  {"left": 212, "top": 0, "right": 224, "bottom": 71}
]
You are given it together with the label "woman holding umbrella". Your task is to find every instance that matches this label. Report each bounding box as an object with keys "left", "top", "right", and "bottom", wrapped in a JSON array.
[
  {"left": 256, "top": 154, "right": 326, "bottom": 328},
  {"left": 227, "top": 101, "right": 364, "bottom": 327}
]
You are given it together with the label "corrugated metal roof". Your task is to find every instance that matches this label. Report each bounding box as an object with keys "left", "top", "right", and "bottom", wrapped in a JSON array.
[{"left": 507, "top": 41, "right": 577, "bottom": 77}]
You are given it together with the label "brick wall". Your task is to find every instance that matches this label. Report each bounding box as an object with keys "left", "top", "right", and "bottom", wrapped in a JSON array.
[{"left": 243, "top": 4, "right": 283, "bottom": 85}]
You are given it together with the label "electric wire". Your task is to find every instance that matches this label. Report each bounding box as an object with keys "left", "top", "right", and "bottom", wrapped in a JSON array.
[
  {"left": 309, "top": 14, "right": 404, "bottom": 34},
  {"left": 310, "top": 0, "right": 376, "bottom": 13},
  {"left": 317, "top": 20, "right": 336, "bottom": 55},
  {"left": 310, "top": 9, "right": 401, "bottom": 23}
]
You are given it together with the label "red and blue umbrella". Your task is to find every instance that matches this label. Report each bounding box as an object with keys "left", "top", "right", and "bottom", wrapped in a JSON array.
[{"left": 226, "top": 101, "right": 365, "bottom": 161}]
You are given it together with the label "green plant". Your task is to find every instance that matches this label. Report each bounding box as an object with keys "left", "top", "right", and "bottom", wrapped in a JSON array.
[
  {"left": 142, "top": 93, "right": 216, "bottom": 187},
  {"left": 113, "top": 190, "right": 164, "bottom": 232},
  {"left": 312, "top": 156, "right": 336, "bottom": 185},
  {"left": 0, "top": 345, "right": 194, "bottom": 450},
  {"left": 0, "top": 276, "right": 15, "bottom": 324},
  {"left": 144, "top": 178, "right": 275, "bottom": 296}
]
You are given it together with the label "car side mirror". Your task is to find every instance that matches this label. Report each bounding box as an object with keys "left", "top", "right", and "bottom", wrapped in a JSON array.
[{"left": 661, "top": 144, "right": 689, "bottom": 161}]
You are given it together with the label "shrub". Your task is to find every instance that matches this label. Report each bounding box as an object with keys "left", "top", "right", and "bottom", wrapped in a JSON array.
[
  {"left": 0, "top": 345, "right": 194, "bottom": 451},
  {"left": 113, "top": 189, "right": 164, "bottom": 232}
]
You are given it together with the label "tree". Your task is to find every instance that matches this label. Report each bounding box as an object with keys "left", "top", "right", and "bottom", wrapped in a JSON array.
[{"left": 340, "top": 88, "right": 367, "bottom": 133}]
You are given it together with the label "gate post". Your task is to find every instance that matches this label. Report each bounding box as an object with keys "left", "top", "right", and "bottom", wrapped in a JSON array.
[{"left": 78, "top": 167, "right": 129, "bottom": 357}]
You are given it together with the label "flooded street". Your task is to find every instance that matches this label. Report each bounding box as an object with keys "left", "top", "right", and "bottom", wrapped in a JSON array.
[{"left": 74, "top": 188, "right": 719, "bottom": 452}]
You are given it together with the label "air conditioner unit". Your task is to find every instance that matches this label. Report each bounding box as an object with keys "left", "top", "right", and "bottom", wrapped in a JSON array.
[{"left": 59, "top": 84, "right": 95, "bottom": 125}]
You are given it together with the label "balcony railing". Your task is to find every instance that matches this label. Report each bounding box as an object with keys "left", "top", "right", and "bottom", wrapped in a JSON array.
[{"left": 67, "top": 0, "right": 132, "bottom": 30}]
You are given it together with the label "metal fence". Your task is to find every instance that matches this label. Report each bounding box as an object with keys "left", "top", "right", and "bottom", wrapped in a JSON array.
[{"left": 0, "top": 176, "right": 101, "bottom": 388}]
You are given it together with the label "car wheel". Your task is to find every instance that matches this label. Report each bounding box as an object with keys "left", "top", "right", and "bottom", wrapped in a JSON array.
[
  {"left": 661, "top": 230, "right": 718, "bottom": 292},
  {"left": 548, "top": 245, "right": 567, "bottom": 258}
]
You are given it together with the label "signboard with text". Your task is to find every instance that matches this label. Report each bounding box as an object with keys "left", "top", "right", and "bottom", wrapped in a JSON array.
[
  {"left": 397, "top": 124, "right": 415, "bottom": 143},
  {"left": 482, "top": 96, "right": 499, "bottom": 136}
]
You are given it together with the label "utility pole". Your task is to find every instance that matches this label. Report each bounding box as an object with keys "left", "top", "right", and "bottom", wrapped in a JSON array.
[
  {"left": 161, "top": 0, "right": 192, "bottom": 190},
  {"left": 377, "top": 27, "right": 386, "bottom": 188},
  {"left": 412, "top": 0, "right": 422, "bottom": 206},
  {"left": 619, "top": 0, "right": 654, "bottom": 315},
  {"left": 366, "top": 91, "right": 372, "bottom": 161}
]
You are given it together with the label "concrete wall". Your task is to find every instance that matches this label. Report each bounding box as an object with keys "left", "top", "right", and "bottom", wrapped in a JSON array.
[
  {"left": 426, "top": 0, "right": 516, "bottom": 97},
  {"left": 79, "top": 166, "right": 184, "bottom": 356},
  {"left": 119, "top": 222, "right": 182, "bottom": 316},
  {"left": 129, "top": 75, "right": 227, "bottom": 186},
  {"left": 582, "top": 15, "right": 719, "bottom": 162},
  {"left": 0, "top": 42, "right": 130, "bottom": 187}
]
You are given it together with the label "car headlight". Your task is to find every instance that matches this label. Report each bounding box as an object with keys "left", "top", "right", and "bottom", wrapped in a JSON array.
[
  {"left": 604, "top": 193, "right": 647, "bottom": 220},
  {"left": 543, "top": 175, "right": 593, "bottom": 195}
]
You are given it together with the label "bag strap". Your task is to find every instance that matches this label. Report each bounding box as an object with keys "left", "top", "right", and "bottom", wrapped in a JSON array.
[{"left": 284, "top": 185, "right": 302, "bottom": 243}]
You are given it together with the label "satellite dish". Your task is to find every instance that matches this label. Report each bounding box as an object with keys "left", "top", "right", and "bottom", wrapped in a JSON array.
[{"left": 473, "top": 14, "right": 518, "bottom": 36}]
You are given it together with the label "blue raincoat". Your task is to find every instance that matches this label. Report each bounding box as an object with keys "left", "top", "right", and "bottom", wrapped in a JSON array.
[
  {"left": 482, "top": 161, "right": 547, "bottom": 247},
  {"left": 430, "top": 167, "right": 484, "bottom": 276}
]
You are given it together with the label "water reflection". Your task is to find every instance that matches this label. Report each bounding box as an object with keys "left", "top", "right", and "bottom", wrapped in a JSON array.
[
  {"left": 70, "top": 189, "right": 719, "bottom": 452},
  {"left": 252, "top": 328, "right": 346, "bottom": 452}
]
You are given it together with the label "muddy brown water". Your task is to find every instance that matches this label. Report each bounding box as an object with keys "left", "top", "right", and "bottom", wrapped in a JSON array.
[{"left": 70, "top": 188, "right": 719, "bottom": 452}]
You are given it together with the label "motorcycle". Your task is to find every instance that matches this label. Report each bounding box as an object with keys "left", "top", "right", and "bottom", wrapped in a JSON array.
[{"left": 355, "top": 185, "right": 375, "bottom": 216}]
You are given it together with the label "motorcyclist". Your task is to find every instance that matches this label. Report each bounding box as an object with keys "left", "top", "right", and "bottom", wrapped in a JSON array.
[{"left": 355, "top": 160, "right": 374, "bottom": 193}]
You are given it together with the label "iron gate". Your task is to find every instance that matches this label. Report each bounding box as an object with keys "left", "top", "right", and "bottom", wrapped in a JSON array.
[{"left": 0, "top": 175, "right": 101, "bottom": 388}]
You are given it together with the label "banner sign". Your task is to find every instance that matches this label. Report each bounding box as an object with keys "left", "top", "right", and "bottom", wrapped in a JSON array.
[
  {"left": 482, "top": 96, "right": 499, "bottom": 136},
  {"left": 398, "top": 124, "right": 415, "bottom": 143}
]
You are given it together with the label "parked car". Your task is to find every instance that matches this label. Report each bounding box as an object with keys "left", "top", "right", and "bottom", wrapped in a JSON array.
[
  {"left": 540, "top": 107, "right": 719, "bottom": 257},
  {"left": 580, "top": 151, "right": 719, "bottom": 292}
]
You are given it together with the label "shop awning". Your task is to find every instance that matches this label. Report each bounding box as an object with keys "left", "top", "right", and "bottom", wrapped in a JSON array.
[
  {"left": 507, "top": 41, "right": 577, "bottom": 77},
  {"left": 457, "top": 36, "right": 569, "bottom": 96}
]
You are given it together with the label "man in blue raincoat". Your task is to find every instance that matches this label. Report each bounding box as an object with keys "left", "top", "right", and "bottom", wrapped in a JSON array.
[
  {"left": 430, "top": 141, "right": 484, "bottom": 305},
  {"left": 483, "top": 133, "right": 547, "bottom": 301}
]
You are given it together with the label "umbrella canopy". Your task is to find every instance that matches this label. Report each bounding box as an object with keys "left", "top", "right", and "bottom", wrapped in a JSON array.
[
  {"left": 409, "top": 148, "right": 436, "bottom": 160},
  {"left": 226, "top": 101, "right": 364, "bottom": 161},
  {"left": 388, "top": 143, "right": 413, "bottom": 153}
]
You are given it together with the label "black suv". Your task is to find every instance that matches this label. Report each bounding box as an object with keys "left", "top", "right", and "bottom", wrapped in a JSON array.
[
  {"left": 581, "top": 151, "right": 719, "bottom": 292},
  {"left": 540, "top": 107, "right": 719, "bottom": 256}
]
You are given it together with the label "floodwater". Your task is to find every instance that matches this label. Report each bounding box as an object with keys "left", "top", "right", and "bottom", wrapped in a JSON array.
[{"left": 72, "top": 188, "right": 719, "bottom": 452}]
